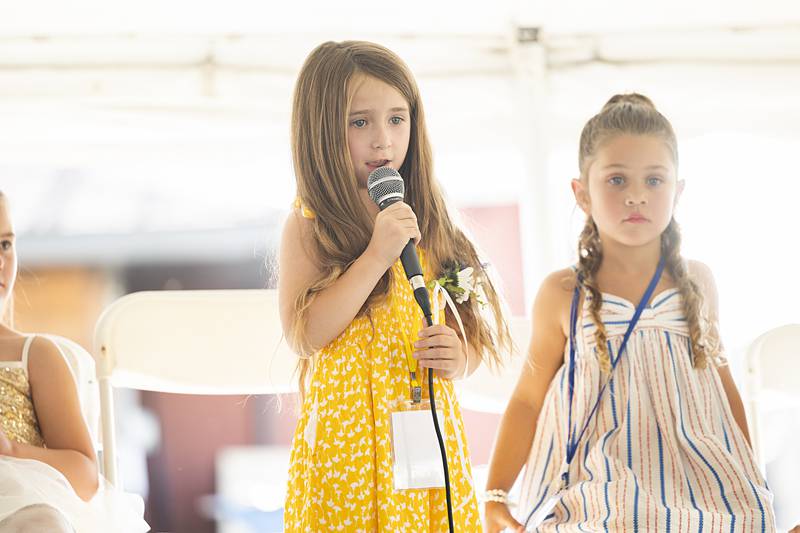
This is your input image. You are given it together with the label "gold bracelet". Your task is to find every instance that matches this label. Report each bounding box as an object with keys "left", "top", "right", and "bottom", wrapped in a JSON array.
[{"left": 480, "top": 489, "right": 516, "bottom": 506}]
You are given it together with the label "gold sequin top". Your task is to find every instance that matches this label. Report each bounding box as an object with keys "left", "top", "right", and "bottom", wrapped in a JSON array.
[{"left": 0, "top": 336, "right": 45, "bottom": 447}]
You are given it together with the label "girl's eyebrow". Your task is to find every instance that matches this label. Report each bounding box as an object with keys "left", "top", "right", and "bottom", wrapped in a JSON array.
[
  {"left": 602, "top": 164, "right": 669, "bottom": 171},
  {"left": 349, "top": 106, "right": 409, "bottom": 116},
  {"left": 1, "top": 232, "right": 13, "bottom": 238}
]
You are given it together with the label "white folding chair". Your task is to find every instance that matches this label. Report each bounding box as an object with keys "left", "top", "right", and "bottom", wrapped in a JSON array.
[
  {"left": 744, "top": 323, "right": 800, "bottom": 472},
  {"left": 744, "top": 323, "right": 800, "bottom": 529},
  {"left": 456, "top": 315, "right": 531, "bottom": 413},
  {"left": 92, "top": 289, "right": 297, "bottom": 487}
]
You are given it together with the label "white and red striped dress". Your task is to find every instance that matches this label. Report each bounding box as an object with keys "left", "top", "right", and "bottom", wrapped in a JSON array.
[{"left": 519, "top": 288, "right": 775, "bottom": 532}]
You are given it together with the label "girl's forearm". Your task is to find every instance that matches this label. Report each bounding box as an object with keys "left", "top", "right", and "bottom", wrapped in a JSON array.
[
  {"left": 723, "top": 380, "right": 752, "bottom": 446},
  {"left": 9, "top": 441, "right": 98, "bottom": 501},
  {"left": 486, "top": 398, "right": 540, "bottom": 492},
  {"left": 301, "top": 249, "right": 388, "bottom": 352}
]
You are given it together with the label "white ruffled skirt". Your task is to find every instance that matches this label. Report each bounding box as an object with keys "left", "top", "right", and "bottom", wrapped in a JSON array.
[{"left": 0, "top": 456, "right": 150, "bottom": 532}]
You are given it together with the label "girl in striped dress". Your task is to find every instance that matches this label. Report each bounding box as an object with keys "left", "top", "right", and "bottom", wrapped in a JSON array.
[{"left": 484, "top": 94, "right": 777, "bottom": 532}]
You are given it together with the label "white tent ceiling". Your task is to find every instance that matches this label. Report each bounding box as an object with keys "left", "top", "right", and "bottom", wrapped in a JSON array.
[
  {"left": 2, "top": 0, "right": 800, "bottom": 35},
  {"left": 0, "top": 0, "right": 798, "bottom": 267}
]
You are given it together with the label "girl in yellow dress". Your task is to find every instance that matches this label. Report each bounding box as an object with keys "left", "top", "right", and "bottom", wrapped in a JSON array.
[{"left": 279, "top": 41, "right": 512, "bottom": 532}]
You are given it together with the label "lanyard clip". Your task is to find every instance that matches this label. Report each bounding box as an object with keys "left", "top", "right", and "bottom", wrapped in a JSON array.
[
  {"left": 410, "top": 371, "right": 422, "bottom": 404},
  {"left": 411, "top": 385, "right": 422, "bottom": 404}
]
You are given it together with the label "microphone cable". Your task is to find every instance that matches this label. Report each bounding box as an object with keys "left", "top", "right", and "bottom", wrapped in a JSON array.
[
  {"left": 367, "top": 166, "right": 454, "bottom": 533},
  {"left": 421, "top": 311, "right": 455, "bottom": 533}
]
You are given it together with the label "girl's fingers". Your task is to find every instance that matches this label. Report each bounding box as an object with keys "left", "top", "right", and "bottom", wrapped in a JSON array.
[
  {"left": 385, "top": 202, "right": 417, "bottom": 221},
  {"left": 419, "top": 325, "right": 456, "bottom": 337},
  {"left": 415, "top": 353, "right": 457, "bottom": 370},
  {"left": 414, "top": 348, "right": 455, "bottom": 361},
  {"left": 417, "top": 359, "right": 450, "bottom": 370},
  {"left": 414, "top": 334, "right": 459, "bottom": 350}
]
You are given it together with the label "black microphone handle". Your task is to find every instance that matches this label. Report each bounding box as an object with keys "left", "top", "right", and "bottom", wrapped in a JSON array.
[
  {"left": 400, "top": 239, "right": 423, "bottom": 280},
  {"left": 378, "top": 198, "right": 432, "bottom": 319},
  {"left": 400, "top": 239, "right": 433, "bottom": 320}
]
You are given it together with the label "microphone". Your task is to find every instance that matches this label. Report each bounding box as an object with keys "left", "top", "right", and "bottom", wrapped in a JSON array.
[
  {"left": 368, "top": 166, "right": 456, "bottom": 533},
  {"left": 367, "top": 166, "right": 433, "bottom": 323}
]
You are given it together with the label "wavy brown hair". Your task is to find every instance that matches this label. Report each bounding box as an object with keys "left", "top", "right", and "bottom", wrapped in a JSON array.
[
  {"left": 576, "top": 93, "right": 716, "bottom": 371},
  {"left": 289, "top": 41, "right": 512, "bottom": 394}
]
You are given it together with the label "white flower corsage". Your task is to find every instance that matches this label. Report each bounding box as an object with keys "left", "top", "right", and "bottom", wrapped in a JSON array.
[{"left": 429, "top": 262, "right": 488, "bottom": 306}]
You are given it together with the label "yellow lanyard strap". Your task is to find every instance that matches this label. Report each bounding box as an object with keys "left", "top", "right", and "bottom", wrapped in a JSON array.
[{"left": 391, "top": 291, "right": 424, "bottom": 402}]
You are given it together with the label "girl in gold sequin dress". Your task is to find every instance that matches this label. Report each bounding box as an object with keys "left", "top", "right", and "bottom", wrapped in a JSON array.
[
  {"left": 279, "top": 41, "right": 512, "bottom": 532},
  {"left": 0, "top": 191, "right": 149, "bottom": 533}
]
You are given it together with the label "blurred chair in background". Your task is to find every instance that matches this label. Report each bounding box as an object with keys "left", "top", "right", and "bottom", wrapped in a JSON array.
[
  {"left": 744, "top": 323, "right": 800, "bottom": 530},
  {"left": 93, "top": 289, "right": 296, "bottom": 532}
]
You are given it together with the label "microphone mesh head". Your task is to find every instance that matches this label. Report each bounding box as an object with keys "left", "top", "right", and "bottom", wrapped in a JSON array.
[{"left": 367, "top": 166, "right": 405, "bottom": 207}]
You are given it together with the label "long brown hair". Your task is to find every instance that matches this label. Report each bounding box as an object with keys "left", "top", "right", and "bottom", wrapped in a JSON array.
[
  {"left": 576, "top": 93, "right": 715, "bottom": 371},
  {"left": 289, "top": 41, "right": 512, "bottom": 394}
]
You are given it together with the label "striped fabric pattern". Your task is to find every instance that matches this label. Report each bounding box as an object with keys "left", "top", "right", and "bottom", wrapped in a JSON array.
[{"left": 519, "top": 288, "right": 776, "bottom": 532}]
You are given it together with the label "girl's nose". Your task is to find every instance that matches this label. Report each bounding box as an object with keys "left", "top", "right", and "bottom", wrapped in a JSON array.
[
  {"left": 625, "top": 193, "right": 648, "bottom": 206},
  {"left": 372, "top": 126, "right": 391, "bottom": 150}
]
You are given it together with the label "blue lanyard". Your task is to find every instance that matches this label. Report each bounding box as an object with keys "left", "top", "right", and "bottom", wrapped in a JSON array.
[{"left": 562, "top": 257, "right": 665, "bottom": 488}]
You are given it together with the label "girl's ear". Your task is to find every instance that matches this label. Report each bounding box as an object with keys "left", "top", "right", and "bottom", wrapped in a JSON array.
[
  {"left": 571, "top": 178, "right": 591, "bottom": 215},
  {"left": 674, "top": 179, "right": 686, "bottom": 208}
]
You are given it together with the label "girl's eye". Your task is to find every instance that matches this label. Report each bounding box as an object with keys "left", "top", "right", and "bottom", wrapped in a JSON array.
[
  {"left": 647, "top": 176, "right": 663, "bottom": 186},
  {"left": 608, "top": 176, "right": 625, "bottom": 186},
  {"left": 351, "top": 119, "right": 367, "bottom": 128},
  {"left": 390, "top": 116, "right": 404, "bottom": 125},
  {"left": 1, "top": 240, "right": 12, "bottom": 251}
]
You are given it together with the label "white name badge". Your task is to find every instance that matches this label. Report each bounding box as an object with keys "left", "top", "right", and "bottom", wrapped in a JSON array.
[{"left": 391, "top": 408, "right": 446, "bottom": 490}]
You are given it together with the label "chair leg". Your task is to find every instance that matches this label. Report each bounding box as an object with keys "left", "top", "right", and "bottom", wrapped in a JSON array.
[{"left": 98, "top": 376, "right": 119, "bottom": 487}]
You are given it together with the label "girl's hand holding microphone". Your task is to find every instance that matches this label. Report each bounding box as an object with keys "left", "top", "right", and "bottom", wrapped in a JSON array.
[{"left": 365, "top": 201, "right": 421, "bottom": 270}]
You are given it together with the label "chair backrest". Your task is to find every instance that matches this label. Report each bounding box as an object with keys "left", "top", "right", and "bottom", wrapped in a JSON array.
[
  {"left": 41, "top": 334, "right": 102, "bottom": 448},
  {"left": 455, "top": 315, "right": 531, "bottom": 413},
  {"left": 94, "top": 289, "right": 297, "bottom": 394},
  {"left": 744, "top": 323, "right": 800, "bottom": 471},
  {"left": 93, "top": 289, "right": 298, "bottom": 485}
]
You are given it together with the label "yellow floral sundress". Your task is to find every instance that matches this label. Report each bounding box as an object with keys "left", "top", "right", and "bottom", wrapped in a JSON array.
[{"left": 283, "top": 206, "right": 481, "bottom": 532}]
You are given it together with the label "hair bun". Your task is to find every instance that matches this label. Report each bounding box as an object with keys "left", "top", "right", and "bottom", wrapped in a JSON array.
[{"left": 602, "top": 93, "right": 656, "bottom": 111}]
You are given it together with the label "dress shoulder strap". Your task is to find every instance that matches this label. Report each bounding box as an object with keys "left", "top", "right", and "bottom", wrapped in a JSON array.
[
  {"left": 293, "top": 198, "right": 316, "bottom": 219},
  {"left": 21, "top": 335, "right": 36, "bottom": 375}
]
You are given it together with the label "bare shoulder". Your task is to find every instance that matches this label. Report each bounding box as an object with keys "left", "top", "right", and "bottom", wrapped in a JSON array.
[
  {"left": 538, "top": 267, "right": 577, "bottom": 302},
  {"left": 26, "top": 335, "right": 95, "bottom": 459},
  {"left": 279, "top": 209, "right": 322, "bottom": 279},
  {"left": 278, "top": 209, "right": 323, "bottom": 325},
  {"left": 26, "top": 336, "right": 71, "bottom": 382},
  {"left": 280, "top": 209, "right": 316, "bottom": 257},
  {"left": 536, "top": 267, "right": 578, "bottom": 311},
  {"left": 533, "top": 267, "right": 578, "bottom": 335}
]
